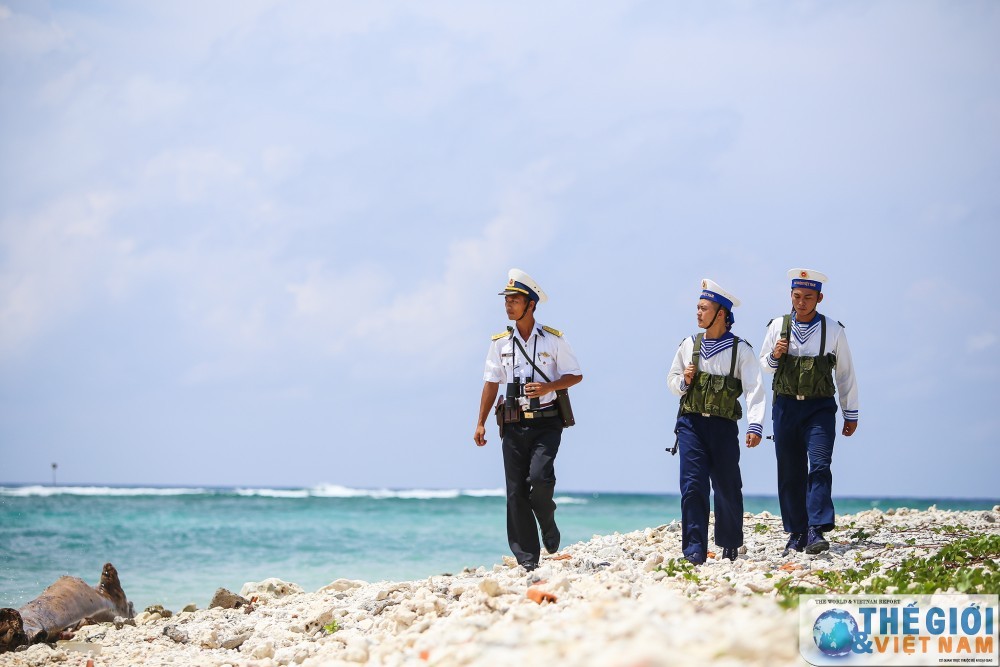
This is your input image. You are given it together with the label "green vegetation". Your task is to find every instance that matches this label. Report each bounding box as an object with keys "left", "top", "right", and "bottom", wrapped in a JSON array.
[
  {"left": 769, "top": 534, "right": 1000, "bottom": 609},
  {"left": 753, "top": 523, "right": 769, "bottom": 535},
  {"left": 656, "top": 558, "right": 701, "bottom": 584},
  {"left": 323, "top": 620, "right": 340, "bottom": 634}
]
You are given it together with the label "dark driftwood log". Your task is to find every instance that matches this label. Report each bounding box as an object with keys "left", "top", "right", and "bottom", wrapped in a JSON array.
[{"left": 0, "top": 563, "right": 134, "bottom": 653}]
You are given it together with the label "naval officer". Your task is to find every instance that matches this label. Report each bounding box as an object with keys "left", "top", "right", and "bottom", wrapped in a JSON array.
[
  {"left": 760, "top": 269, "right": 859, "bottom": 555},
  {"left": 474, "top": 269, "right": 583, "bottom": 572},
  {"left": 668, "top": 279, "right": 765, "bottom": 564}
]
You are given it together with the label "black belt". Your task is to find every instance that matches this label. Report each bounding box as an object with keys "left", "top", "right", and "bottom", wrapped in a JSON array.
[
  {"left": 522, "top": 408, "right": 559, "bottom": 420},
  {"left": 777, "top": 393, "right": 831, "bottom": 401}
]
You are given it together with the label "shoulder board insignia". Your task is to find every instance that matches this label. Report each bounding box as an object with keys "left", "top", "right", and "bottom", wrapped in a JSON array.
[
  {"left": 541, "top": 325, "right": 563, "bottom": 337},
  {"left": 838, "top": 320, "right": 845, "bottom": 328},
  {"left": 766, "top": 318, "right": 776, "bottom": 327},
  {"left": 491, "top": 330, "right": 510, "bottom": 340}
]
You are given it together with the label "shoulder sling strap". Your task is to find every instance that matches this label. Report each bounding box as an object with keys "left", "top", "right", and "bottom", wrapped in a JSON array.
[{"left": 510, "top": 332, "right": 552, "bottom": 383}]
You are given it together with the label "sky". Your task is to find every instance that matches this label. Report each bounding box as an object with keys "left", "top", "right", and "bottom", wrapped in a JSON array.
[{"left": 1, "top": 1, "right": 998, "bottom": 500}]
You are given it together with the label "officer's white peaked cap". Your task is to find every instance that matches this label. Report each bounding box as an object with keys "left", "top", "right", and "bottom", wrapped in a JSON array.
[
  {"left": 700, "top": 278, "right": 740, "bottom": 310},
  {"left": 787, "top": 268, "right": 828, "bottom": 292},
  {"left": 499, "top": 268, "right": 548, "bottom": 303}
]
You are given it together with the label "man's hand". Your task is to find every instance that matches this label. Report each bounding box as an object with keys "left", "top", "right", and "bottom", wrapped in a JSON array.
[
  {"left": 524, "top": 382, "right": 549, "bottom": 399},
  {"left": 474, "top": 424, "right": 487, "bottom": 447},
  {"left": 772, "top": 338, "right": 789, "bottom": 359},
  {"left": 746, "top": 433, "right": 762, "bottom": 448},
  {"left": 683, "top": 364, "right": 696, "bottom": 386},
  {"left": 842, "top": 421, "right": 858, "bottom": 437}
]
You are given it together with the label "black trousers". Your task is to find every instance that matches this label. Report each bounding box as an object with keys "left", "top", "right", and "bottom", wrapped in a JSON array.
[{"left": 501, "top": 416, "right": 563, "bottom": 567}]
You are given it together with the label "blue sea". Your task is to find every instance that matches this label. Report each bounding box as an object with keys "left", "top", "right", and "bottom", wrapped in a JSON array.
[{"left": 1, "top": 485, "right": 996, "bottom": 613}]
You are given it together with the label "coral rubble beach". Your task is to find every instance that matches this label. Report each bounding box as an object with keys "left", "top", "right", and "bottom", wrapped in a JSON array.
[{"left": 2, "top": 507, "right": 998, "bottom": 667}]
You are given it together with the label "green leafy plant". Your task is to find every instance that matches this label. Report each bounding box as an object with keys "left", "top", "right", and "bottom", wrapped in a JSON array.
[
  {"left": 753, "top": 523, "right": 769, "bottom": 535},
  {"left": 768, "top": 535, "right": 1000, "bottom": 608},
  {"left": 656, "top": 558, "right": 701, "bottom": 584},
  {"left": 323, "top": 620, "right": 340, "bottom": 634}
]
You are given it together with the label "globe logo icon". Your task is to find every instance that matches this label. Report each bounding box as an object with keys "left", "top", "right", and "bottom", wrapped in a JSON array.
[{"left": 813, "top": 608, "right": 859, "bottom": 657}]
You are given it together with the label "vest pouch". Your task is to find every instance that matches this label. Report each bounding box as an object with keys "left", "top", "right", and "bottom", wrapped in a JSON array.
[
  {"left": 775, "top": 353, "right": 837, "bottom": 398},
  {"left": 684, "top": 371, "right": 742, "bottom": 421}
]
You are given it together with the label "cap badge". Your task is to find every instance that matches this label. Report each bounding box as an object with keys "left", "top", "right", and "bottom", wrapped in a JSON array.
[{"left": 800, "top": 270, "right": 808, "bottom": 278}]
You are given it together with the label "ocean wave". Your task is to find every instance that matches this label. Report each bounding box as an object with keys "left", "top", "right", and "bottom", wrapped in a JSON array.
[
  {"left": 0, "top": 484, "right": 536, "bottom": 501},
  {"left": 554, "top": 496, "right": 588, "bottom": 505},
  {"left": 0, "top": 485, "right": 213, "bottom": 497},
  {"left": 460, "top": 488, "right": 506, "bottom": 497},
  {"left": 236, "top": 488, "right": 310, "bottom": 499},
  {"left": 310, "top": 485, "right": 463, "bottom": 500}
]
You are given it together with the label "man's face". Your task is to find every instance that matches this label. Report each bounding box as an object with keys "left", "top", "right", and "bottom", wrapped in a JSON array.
[
  {"left": 505, "top": 294, "right": 531, "bottom": 320},
  {"left": 791, "top": 288, "right": 823, "bottom": 317},
  {"left": 696, "top": 299, "right": 719, "bottom": 329}
]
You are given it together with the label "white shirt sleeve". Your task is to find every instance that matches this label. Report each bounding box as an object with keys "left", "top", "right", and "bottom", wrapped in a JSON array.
[
  {"left": 554, "top": 334, "right": 582, "bottom": 377},
  {"left": 739, "top": 340, "right": 766, "bottom": 436},
  {"left": 667, "top": 337, "right": 693, "bottom": 396},
  {"left": 483, "top": 338, "right": 506, "bottom": 384},
  {"left": 759, "top": 319, "right": 781, "bottom": 374},
  {"left": 834, "top": 326, "right": 859, "bottom": 421}
]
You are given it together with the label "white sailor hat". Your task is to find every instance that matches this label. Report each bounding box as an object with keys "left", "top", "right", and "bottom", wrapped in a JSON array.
[
  {"left": 699, "top": 278, "right": 740, "bottom": 311},
  {"left": 788, "top": 268, "right": 828, "bottom": 292},
  {"left": 499, "top": 268, "right": 548, "bottom": 303}
]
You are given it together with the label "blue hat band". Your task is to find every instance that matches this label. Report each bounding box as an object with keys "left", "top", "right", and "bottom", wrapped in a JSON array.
[
  {"left": 510, "top": 281, "right": 540, "bottom": 302},
  {"left": 791, "top": 279, "right": 822, "bottom": 292},
  {"left": 700, "top": 290, "right": 733, "bottom": 311}
]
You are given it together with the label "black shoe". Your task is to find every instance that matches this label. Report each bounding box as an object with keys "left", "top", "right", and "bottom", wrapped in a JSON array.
[
  {"left": 683, "top": 552, "right": 705, "bottom": 566},
  {"left": 522, "top": 561, "right": 539, "bottom": 572},
  {"left": 542, "top": 524, "right": 561, "bottom": 554},
  {"left": 722, "top": 547, "right": 738, "bottom": 561},
  {"left": 805, "top": 527, "right": 829, "bottom": 554},
  {"left": 782, "top": 532, "right": 806, "bottom": 556}
]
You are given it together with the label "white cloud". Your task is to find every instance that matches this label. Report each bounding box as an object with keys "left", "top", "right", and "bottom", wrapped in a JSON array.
[
  {"left": 141, "top": 148, "right": 246, "bottom": 203},
  {"left": 967, "top": 333, "right": 997, "bottom": 353},
  {"left": 0, "top": 5, "right": 67, "bottom": 57},
  {"left": 0, "top": 191, "right": 124, "bottom": 356},
  {"left": 121, "top": 76, "right": 189, "bottom": 123}
]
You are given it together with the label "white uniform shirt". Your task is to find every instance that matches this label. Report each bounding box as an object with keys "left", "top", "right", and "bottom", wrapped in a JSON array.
[
  {"left": 484, "top": 325, "right": 582, "bottom": 405},
  {"left": 759, "top": 314, "right": 859, "bottom": 422},
  {"left": 667, "top": 333, "right": 766, "bottom": 436}
]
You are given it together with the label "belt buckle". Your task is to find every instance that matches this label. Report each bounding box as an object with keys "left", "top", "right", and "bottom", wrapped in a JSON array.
[
  {"left": 701, "top": 413, "right": 710, "bottom": 417},
  {"left": 796, "top": 395, "right": 806, "bottom": 401}
]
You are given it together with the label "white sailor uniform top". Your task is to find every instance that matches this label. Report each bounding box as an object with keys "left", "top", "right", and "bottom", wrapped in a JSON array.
[
  {"left": 759, "top": 314, "right": 859, "bottom": 422},
  {"left": 667, "top": 333, "right": 766, "bottom": 437}
]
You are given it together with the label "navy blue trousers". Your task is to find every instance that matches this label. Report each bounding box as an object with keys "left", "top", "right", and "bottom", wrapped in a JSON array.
[
  {"left": 772, "top": 396, "right": 838, "bottom": 533},
  {"left": 501, "top": 416, "right": 562, "bottom": 567},
  {"left": 676, "top": 413, "right": 744, "bottom": 559}
]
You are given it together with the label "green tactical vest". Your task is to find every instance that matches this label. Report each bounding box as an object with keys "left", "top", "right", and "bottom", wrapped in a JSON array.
[
  {"left": 681, "top": 333, "right": 744, "bottom": 421},
  {"left": 772, "top": 314, "right": 837, "bottom": 398}
]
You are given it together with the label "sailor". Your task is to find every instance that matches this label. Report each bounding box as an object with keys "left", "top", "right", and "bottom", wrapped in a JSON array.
[
  {"left": 668, "top": 279, "right": 765, "bottom": 564},
  {"left": 760, "top": 269, "right": 859, "bottom": 555},
  {"left": 474, "top": 269, "right": 583, "bottom": 572}
]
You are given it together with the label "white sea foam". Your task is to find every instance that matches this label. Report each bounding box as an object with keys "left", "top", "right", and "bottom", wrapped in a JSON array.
[
  {"left": 461, "top": 488, "right": 506, "bottom": 497},
  {"left": 310, "top": 485, "right": 464, "bottom": 499},
  {"left": 0, "top": 485, "right": 208, "bottom": 497},
  {"left": 554, "top": 496, "right": 588, "bottom": 505},
  {"left": 0, "top": 484, "right": 575, "bottom": 501},
  {"left": 236, "top": 488, "right": 310, "bottom": 499}
]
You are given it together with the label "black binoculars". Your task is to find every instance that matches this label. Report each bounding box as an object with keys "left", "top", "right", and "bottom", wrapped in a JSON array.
[{"left": 505, "top": 377, "right": 540, "bottom": 411}]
